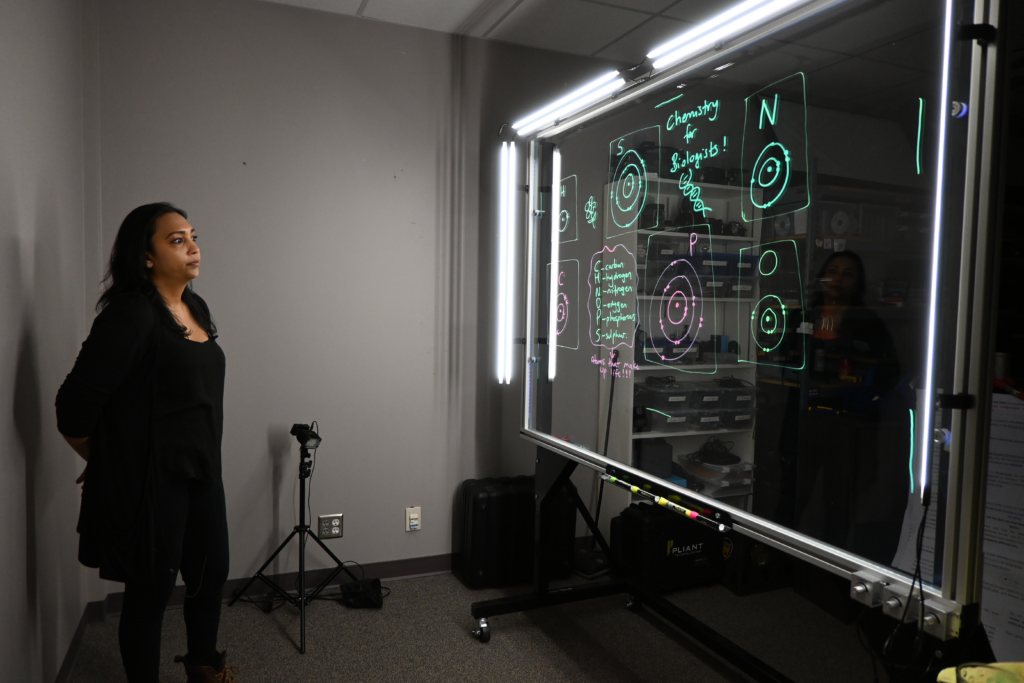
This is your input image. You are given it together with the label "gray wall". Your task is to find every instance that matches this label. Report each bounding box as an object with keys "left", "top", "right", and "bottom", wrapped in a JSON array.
[
  {"left": 0, "top": 1, "right": 97, "bottom": 681},
  {"left": 89, "top": 0, "right": 610, "bottom": 580},
  {"left": 0, "top": 0, "right": 609, "bottom": 678}
]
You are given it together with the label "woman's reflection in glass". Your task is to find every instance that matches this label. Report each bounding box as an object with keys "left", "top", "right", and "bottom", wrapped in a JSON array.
[{"left": 796, "top": 251, "right": 914, "bottom": 565}]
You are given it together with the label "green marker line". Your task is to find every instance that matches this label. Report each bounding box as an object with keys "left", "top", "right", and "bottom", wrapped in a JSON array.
[
  {"left": 645, "top": 407, "right": 671, "bottom": 417},
  {"left": 655, "top": 93, "right": 685, "bottom": 109},
  {"left": 908, "top": 408, "right": 916, "bottom": 493},
  {"left": 916, "top": 98, "right": 926, "bottom": 175}
]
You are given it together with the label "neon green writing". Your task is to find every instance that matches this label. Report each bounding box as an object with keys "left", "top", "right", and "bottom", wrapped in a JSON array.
[
  {"left": 665, "top": 100, "right": 720, "bottom": 131},
  {"left": 585, "top": 196, "right": 598, "bottom": 225},
  {"left": 759, "top": 94, "right": 778, "bottom": 129},
  {"left": 655, "top": 93, "right": 685, "bottom": 109},
  {"left": 677, "top": 168, "right": 712, "bottom": 216},
  {"left": 670, "top": 137, "right": 723, "bottom": 171}
]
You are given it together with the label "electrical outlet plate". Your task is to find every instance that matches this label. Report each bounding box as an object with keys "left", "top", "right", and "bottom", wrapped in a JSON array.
[
  {"left": 406, "top": 506, "right": 421, "bottom": 532},
  {"left": 318, "top": 513, "right": 343, "bottom": 540}
]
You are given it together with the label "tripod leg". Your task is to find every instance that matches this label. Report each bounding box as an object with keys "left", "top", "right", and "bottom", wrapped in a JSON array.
[
  {"left": 309, "top": 533, "right": 361, "bottom": 583},
  {"left": 300, "top": 530, "right": 307, "bottom": 654},
  {"left": 228, "top": 529, "right": 300, "bottom": 606}
]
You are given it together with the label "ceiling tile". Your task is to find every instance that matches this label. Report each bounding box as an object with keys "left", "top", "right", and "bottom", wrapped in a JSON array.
[
  {"left": 593, "top": 16, "right": 692, "bottom": 63},
  {"left": 258, "top": 0, "right": 362, "bottom": 16},
  {"left": 456, "top": 0, "right": 524, "bottom": 37},
  {"left": 712, "top": 41, "right": 849, "bottom": 87},
  {"left": 488, "top": 0, "right": 649, "bottom": 56},
  {"left": 361, "top": 0, "right": 491, "bottom": 33},
  {"left": 803, "top": 57, "right": 925, "bottom": 104},
  {"left": 786, "top": 0, "right": 937, "bottom": 55},
  {"left": 859, "top": 27, "right": 942, "bottom": 73},
  {"left": 583, "top": 0, "right": 677, "bottom": 13},
  {"left": 660, "top": 0, "right": 734, "bottom": 25}
]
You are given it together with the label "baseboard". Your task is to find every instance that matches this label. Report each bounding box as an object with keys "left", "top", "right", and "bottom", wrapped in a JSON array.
[{"left": 55, "top": 553, "right": 451, "bottom": 683}]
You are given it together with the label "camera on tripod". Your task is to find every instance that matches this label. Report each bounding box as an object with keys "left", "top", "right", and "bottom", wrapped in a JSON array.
[{"left": 290, "top": 423, "right": 321, "bottom": 450}]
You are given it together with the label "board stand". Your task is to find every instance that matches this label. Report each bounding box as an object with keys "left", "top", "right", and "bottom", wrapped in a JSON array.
[
  {"left": 469, "top": 446, "right": 795, "bottom": 683},
  {"left": 228, "top": 446, "right": 359, "bottom": 654}
]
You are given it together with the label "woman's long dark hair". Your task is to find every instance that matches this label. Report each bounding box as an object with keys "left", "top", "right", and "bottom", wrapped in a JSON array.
[
  {"left": 98, "top": 202, "right": 216, "bottom": 339},
  {"left": 814, "top": 250, "right": 866, "bottom": 307}
]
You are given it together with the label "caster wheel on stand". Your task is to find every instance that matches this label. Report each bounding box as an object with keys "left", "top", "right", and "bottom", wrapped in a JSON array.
[
  {"left": 626, "top": 594, "right": 642, "bottom": 612},
  {"left": 472, "top": 618, "right": 491, "bottom": 643}
]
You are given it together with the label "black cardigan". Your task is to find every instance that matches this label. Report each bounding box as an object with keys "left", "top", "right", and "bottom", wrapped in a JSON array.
[{"left": 56, "top": 292, "right": 212, "bottom": 585}]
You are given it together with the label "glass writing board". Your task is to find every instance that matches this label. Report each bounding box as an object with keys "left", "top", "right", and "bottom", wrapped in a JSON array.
[{"left": 523, "top": 0, "right": 974, "bottom": 586}]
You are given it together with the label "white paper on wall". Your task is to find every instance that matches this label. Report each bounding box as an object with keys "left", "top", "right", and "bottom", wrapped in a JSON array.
[{"left": 982, "top": 394, "right": 1024, "bottom": 660}]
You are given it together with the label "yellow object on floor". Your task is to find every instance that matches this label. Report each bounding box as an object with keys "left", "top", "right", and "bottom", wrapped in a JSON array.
[{"left": 937, "top": 663, "right": 1024, "bottom": 683}]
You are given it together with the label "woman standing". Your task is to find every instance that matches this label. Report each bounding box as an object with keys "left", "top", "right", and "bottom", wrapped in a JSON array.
[
  {"left": 56, "top": 203, "right": 237, "bottom": 683},
  {"left": 796, "top": 250, "right": 912, "bottom": 565}
]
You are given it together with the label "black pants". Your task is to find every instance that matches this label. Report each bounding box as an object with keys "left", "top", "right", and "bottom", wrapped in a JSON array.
[{"left": 119, "top": 478, "right": 230, "bottom": 683}]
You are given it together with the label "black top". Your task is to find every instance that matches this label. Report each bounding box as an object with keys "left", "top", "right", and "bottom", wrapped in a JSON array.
[
  {"left": 55, "top": 291, "right": 224, "bottom": 585},
  {"left": 154, "top": 323, "right": 225, "bottom": 482}
]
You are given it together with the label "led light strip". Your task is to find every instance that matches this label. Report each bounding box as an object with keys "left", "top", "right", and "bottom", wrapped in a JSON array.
[
  {"left": 497, "top": 142, "right": 518, "bottom": 384},
  {"left": 918, "top": 0, "right": 956, "bottom": 504},
  {"left": 648, "top": 0, "right": 813, "bottom": 71},
  {"left": 497, "top": 143, "right": 510, "bottom": 384},
  {"left": 548, "top": 149, "right": 562, "bottom": 380},
  {"left": 513, "top": 72, "right": 625, "bottom": 137}
]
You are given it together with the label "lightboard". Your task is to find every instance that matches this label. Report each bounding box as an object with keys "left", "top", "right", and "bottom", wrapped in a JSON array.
[{"left": 516, "top": 0, "right": 988, "bottom": 614}]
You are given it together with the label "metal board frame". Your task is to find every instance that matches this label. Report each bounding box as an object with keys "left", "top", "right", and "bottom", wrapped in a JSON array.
[{"left": 514, "top": 0, "right": 1007, "bottom": 622}]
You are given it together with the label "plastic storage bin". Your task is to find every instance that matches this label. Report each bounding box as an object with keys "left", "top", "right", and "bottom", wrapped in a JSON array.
[
  {"left": 679, "top": 459, "right": 753, "bottom": 483},
  {"left": 691, "top": 410, "right": 722, "bottom": 430},
  {"left": 720, "top": 408, "right": 754, "bottom": 429},
  {"left": 686, "top": 383, "right": 724, "bottom": 409},
  {"left": 698, "top": 256, "right": 728, "bottom": 277},
  {"left": 645, "top": 406, "right": 693, "bottom": 433},
  {"left": 700, "top": 276, "right": 732, "bottom": 298},
  {"left": 730, "top": 279, "right": 754, "bottom": 297},
  {"left": 637, "top": 382, "right": 693, "bottom": 409},
  {"left": 733, "top": 254, "right": 757, "bottom": 278},
  {"left": 719, "top": 386, "right": 755, "bottom": 408}
]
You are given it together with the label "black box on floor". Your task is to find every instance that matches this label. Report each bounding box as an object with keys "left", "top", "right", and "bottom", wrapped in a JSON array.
[
  {"left": 452, "top": 476, "right": 575, "bottom": 589},
  {"left": 719, "top": 532, "right": 793, "bottom": 596},
  {"left": 610, "top": 502, "right": 723, "bottom": 593}
]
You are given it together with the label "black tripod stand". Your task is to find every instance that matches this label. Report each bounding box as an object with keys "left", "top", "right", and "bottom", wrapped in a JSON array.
[{"left": 229, "top": 440, "right": 358, "bottom": 653}]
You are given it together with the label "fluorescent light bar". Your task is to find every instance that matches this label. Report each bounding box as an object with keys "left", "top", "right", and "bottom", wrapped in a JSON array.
[
  {"left": 548, "top": 149, "right": 562, "bottom": 381},
  {"left": 649, "top": 0, "right": 809, "bottom": 71},
  {"left": 648, "top": 0, "right": 766, "bottom": 59},
  {"left": 503, "top": 143, "right": 517, "bottom": 384},
  {"left": 517, "top": 79, "right": 625, "bottom": 136},
  {"left": 918, "top": 0, "right": 956, "bottom": 504},
  {"left": 513, "top": 71, "right": 621, "bottom": 133},
  {"left": 497, "top": 142, "right": 509, "bottom": 384}
]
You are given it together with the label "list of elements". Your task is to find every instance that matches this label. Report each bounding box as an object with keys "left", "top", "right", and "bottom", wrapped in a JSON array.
[{"left": 589, "top": 244, "right": 638, "bottom": 349}]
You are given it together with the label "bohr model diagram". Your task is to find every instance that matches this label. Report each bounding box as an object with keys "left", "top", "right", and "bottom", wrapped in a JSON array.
[
  {"left": 750, "top": 141, "right": 791, "bottom": 210},
  {"left": 648, "top": 258, "right": 703, "bottom": 363},
  {"left": 610, "top": 150, "right": 648, "bottom": 229},
  {"left": 749, "top": 249, "right": 787, "bottom": 353},
  {"left": 556, "top": 292, "right": 570, "bottom": 336}
]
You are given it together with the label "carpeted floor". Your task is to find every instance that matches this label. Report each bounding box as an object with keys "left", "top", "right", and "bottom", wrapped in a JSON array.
[{"left": 68, "top": 573, "right": 882, "bottom": 682}]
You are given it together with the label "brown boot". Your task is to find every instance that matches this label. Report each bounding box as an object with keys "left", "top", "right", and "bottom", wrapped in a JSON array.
[{"left": 173, "top": 650, "right": 239, "bottom": 683}]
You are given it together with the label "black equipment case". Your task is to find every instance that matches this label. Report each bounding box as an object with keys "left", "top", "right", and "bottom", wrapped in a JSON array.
[
  {"left": 452, "top": 476, "right": 575, "bottom": 589},
  {"left": 611, "top": 502, "right": 724, "bottom": 592}
]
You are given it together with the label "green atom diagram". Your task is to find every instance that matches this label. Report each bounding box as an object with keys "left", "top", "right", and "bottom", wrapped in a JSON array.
[{"left": 584, "top": 196, "right": 598, "bottom": 227}]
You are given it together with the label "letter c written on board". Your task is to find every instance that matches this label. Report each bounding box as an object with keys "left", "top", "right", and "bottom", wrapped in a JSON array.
[{"left": 558, "top": 271, "right": 565, "bottom": 286}]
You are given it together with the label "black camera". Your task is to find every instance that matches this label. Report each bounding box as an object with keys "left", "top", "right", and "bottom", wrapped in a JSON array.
[{"left": 290, "top": 423, "right": 321, "bottom": 449}]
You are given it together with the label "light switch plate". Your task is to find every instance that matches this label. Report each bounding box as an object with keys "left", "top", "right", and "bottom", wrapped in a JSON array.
[{"left": 406, "top": 506, "right": 421, "bottom": 532}]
